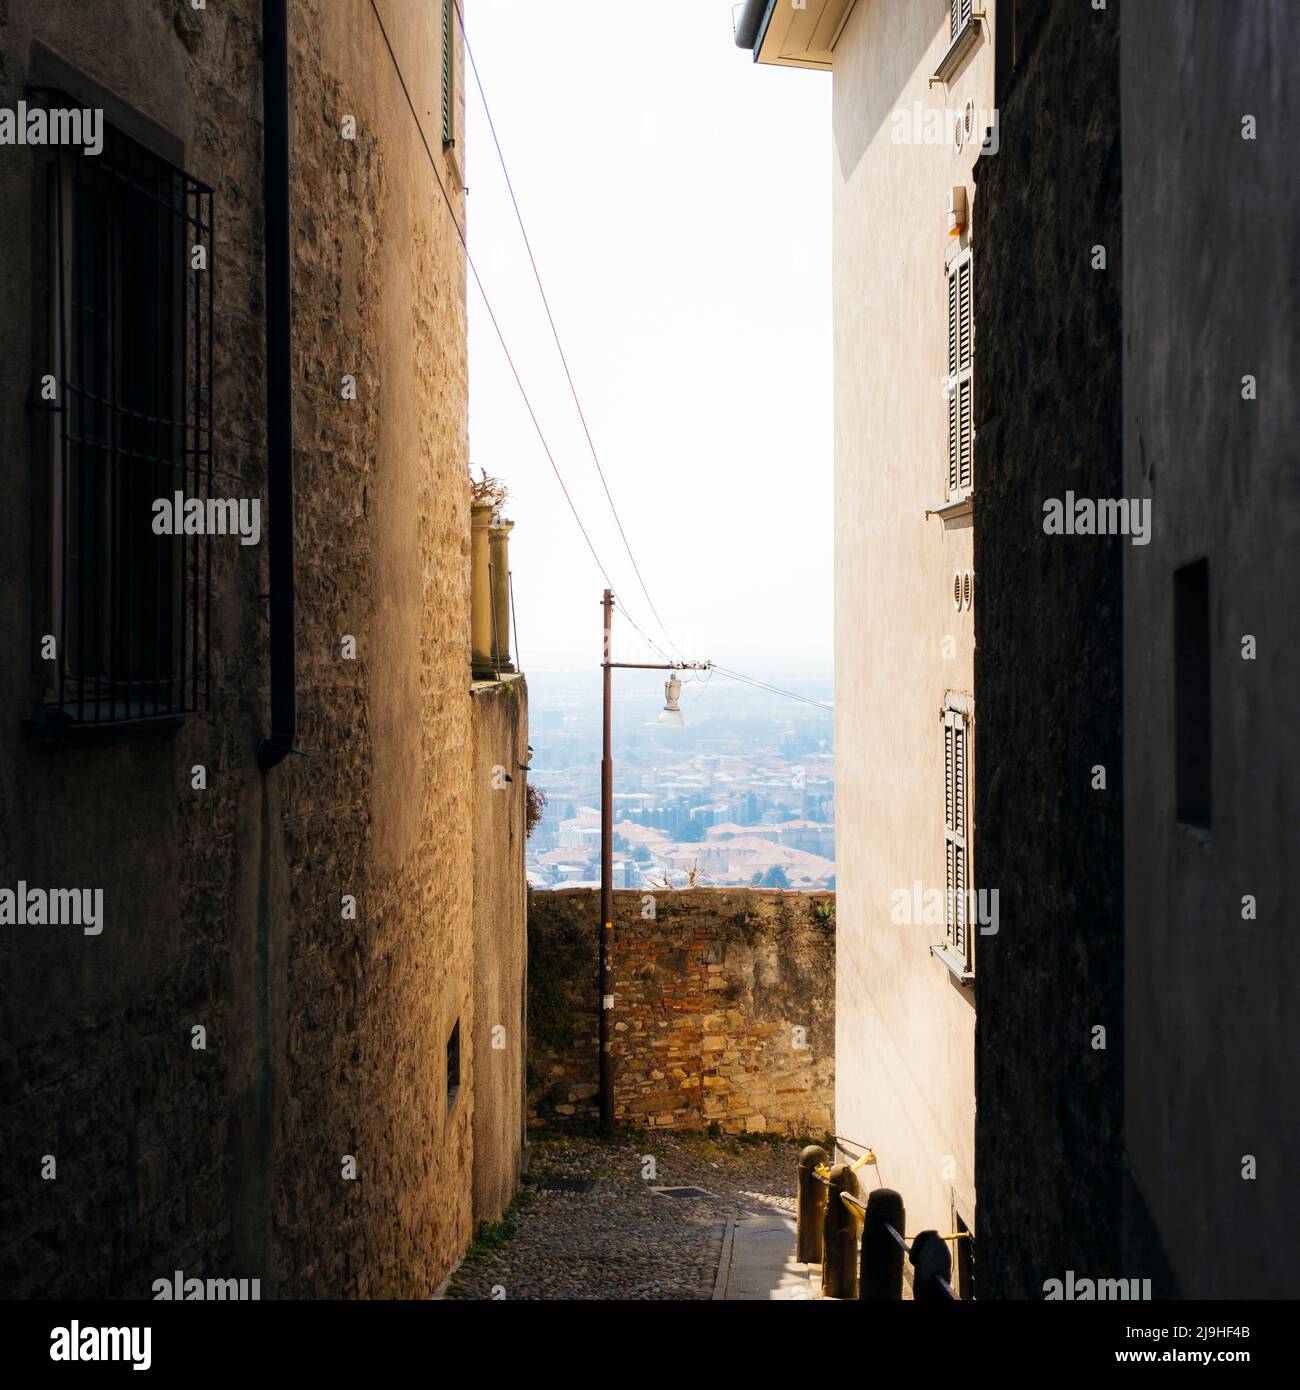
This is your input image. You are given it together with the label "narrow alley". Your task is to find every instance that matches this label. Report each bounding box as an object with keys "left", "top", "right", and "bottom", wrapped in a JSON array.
[{"left": 444, "top": 1132, "right": 813, "bottom": 1302}]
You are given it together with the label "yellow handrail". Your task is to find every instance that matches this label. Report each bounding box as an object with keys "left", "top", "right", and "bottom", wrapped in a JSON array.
[
  {"left": 814, "top": 1148, "right": 877, "bottom": 1181},
  {"left": 835, "top": 1190, "right": 971, "bottom": 1241}
]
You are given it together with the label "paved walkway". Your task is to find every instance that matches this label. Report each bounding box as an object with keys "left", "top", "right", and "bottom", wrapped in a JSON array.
[
  {"left": 714, "top": 1209, "right": 819, "bottom": 1300},
  {"left": 444, "top": 1130, "right": 816, "bottom": 1301}
]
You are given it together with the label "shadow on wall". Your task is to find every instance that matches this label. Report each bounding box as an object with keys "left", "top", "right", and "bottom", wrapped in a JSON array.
[{"left": 833, "top": 0, "right": 950, "bottom": 185}]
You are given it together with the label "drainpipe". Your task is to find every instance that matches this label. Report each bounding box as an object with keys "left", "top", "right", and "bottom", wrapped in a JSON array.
[
  {"left": 258, "top": 0, "right": 298, "bottom": 770},
  {"left": 734, "top": 0, "right": 775, "bottom": 53}
]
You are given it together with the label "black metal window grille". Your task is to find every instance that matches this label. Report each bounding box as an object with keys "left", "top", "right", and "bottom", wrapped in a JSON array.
[{"left": 38, "top": 92, "right": 213, "bottom": 726}]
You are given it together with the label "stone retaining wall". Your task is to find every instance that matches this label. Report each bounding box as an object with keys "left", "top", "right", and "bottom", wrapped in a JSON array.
[{"left": 528, "top": 888, "right": 835, "bottom": 1136}]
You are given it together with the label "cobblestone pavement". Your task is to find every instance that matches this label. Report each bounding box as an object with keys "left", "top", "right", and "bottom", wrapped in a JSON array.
[{"left": 444, "top": 1131, "right": 808, "bottom": 1301}]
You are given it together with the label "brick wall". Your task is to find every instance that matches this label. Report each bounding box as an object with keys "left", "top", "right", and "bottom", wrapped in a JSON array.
[{"left": 528, "top": 888, "right": 835, "bottom": 1136}]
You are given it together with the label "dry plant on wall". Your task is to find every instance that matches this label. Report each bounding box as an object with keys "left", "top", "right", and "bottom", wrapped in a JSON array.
[
  {"left": 469, "top": 465, "right": 510, "bottom": 521},
  {"left": 525, "top": 784, "right": 546, "bottom": 839}
]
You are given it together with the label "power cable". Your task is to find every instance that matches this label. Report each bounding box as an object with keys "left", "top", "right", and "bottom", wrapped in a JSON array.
[
  {"left": 454, "top": 0, "right": 685, "bottom": 664},
  {"left": 712, "top": 665, "right": 834, "bottom": 713},
  {"left": 368, "top": 0, "right": 672, "bottom": 664}
]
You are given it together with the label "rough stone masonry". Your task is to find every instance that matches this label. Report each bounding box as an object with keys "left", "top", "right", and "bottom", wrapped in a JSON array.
[{"left": 528, "top": 888, "right": 835, "bottom": 1136}]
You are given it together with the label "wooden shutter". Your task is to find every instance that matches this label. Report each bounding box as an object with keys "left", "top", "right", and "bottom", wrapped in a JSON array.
[
  {"left": 947, "top": 388, "right": 960, "bottom": 495},
  {"left": 951, "top": 0, "right": 973, "bottom": 41},
  {"left": 944, "top": 708, "right": 970, "bottom": 967},
  {"left": 441, "top": 0, "right": 453, "bottom": 146},
  {"left": 958, "top": 377, "right": 973, "bottom": 492},
  {"left": 958, "top": 259, "right": 972, "bottom": 370},
  {"left": 946, "top": 255, "right": 974, "bottom": 498},
  {"left": 948, "top": 260, "right": 960, "bottom": 376}
]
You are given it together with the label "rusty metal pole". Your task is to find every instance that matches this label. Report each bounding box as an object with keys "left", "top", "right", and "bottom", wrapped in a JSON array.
[{"left": 599, "top": 589, "right": 614, "bottom": 1130}]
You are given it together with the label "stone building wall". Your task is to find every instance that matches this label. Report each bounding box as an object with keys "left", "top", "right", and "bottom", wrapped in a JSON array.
[
  {"left": 471, "top": 675, "right": 529, "bottom": 1225},
  {"left": 1121, "top": 0, "right": 1300, "bottom": 1299},
  {"left": 0, "top": 0, "right": 518, "bottom": 1300},
  {"left": 0, "top": 0, "right": 272, "bottom": 1302},
  {"left": 528, "top": 888, "right": 834, "bottom": 1136},
  {"left": 271, "top": 0, "right": 476, "bottom": 1302},
  {"left": 971, "top": 0, "right": 1125, "bottom": 1298}
]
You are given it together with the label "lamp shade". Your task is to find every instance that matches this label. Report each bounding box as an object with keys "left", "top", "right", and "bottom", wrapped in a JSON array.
[{"left": 658, "top": 673, "right": 685, "bottom": 726}]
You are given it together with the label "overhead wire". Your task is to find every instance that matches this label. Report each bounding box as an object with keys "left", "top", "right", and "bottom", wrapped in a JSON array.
[
  {"left": 368, "top": 0, "right": 674, "bottom": 666},
  {"left": 712, "top": 665, "right": 834, "bottom": 713},
  {"left": 374, "top": 2, "right": 833, "bottom": 709},
  {"left": 453, "top": 0, "right": 685, "bottom": 665}
]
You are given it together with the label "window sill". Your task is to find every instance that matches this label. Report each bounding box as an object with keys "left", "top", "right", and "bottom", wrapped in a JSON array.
[
  {"left": 24, "top": 705, "right": 189, "bottom": 746},
  {"left": 930, "top": 16, "right": 984, "bottom": 87},
  {"left": 443, "top": 138, "right": 466, "bottom": 192},
  {"left": 926, "top": 494, "right": 973, "bottom": 530},
  {"left": 930, "top": 942, "right": 974, "bottom": 986}
]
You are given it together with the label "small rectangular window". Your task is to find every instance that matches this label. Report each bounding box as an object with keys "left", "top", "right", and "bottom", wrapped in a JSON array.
[
  {"left": 36, "top": 91, "right": 213, "bottom": 727},
  {"left": 1174, "top": 559, "right": 1212, "bottom": 828},
  {"left": 446, "top": 1018, "right": 461, "bottom": 1109}
]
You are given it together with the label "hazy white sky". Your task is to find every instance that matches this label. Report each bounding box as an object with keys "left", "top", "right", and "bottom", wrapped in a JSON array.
[{"left": 465, "top": 0, "right": 832, "bottom": 674}]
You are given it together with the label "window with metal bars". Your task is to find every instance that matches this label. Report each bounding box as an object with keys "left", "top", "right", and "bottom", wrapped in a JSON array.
[
  {"left": 943, "top": 704, "right": 971, "bottom": 971},
  {"left": 35, "top": 92, "right": 213, "bottom": 727},
  {"left": 441, "top": 0, "right": 454, "bottom": 148},
  {"left": 945, "top": 251, "right": 973, "bottom": 500},
  {"left": 951, "top": 0, "right": 974, "bottom": 43}
]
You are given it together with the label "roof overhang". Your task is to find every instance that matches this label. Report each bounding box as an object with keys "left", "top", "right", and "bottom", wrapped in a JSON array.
[{"left": 733, "top": 0, "right": 855, "bottom": 71}]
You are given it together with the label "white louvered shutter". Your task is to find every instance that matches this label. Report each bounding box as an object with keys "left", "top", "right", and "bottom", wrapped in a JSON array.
[
  {"left": 945, "top": 255, "right": 974, "bottom": 499},
  {"left": 944, "top": 708, "right": 970, "bottom": 968}
]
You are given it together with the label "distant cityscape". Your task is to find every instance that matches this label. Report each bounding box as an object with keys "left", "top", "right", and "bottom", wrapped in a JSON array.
[{"left": 525, "top": 669, "right": 835, "bottom": 891}]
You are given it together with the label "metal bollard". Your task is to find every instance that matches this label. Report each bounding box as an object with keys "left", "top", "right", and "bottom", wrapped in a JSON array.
[
  {"left": 910, "top": 1229, "right": 955, "bottom": 1301},
  {"left": 796, "top": 1145, "right": 829, "bottom": 1264},
  {"left": 859, "top": 1187, "right": 906, "bottom": 1300},
  {"left": 821, "top": 1163, "right": 859, "bottom": 1298}
]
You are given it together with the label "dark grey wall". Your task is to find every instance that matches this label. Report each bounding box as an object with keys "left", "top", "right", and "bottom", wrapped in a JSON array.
[
  {"left": 1122, "top": 0, "right": 1300, "bottom": 1299},
  {"left": 0, "top": 0, "right": 272, "bottom": 1300},
  {"left": 972, "top": 0, "right": 1126, "bottom": 1299}
]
